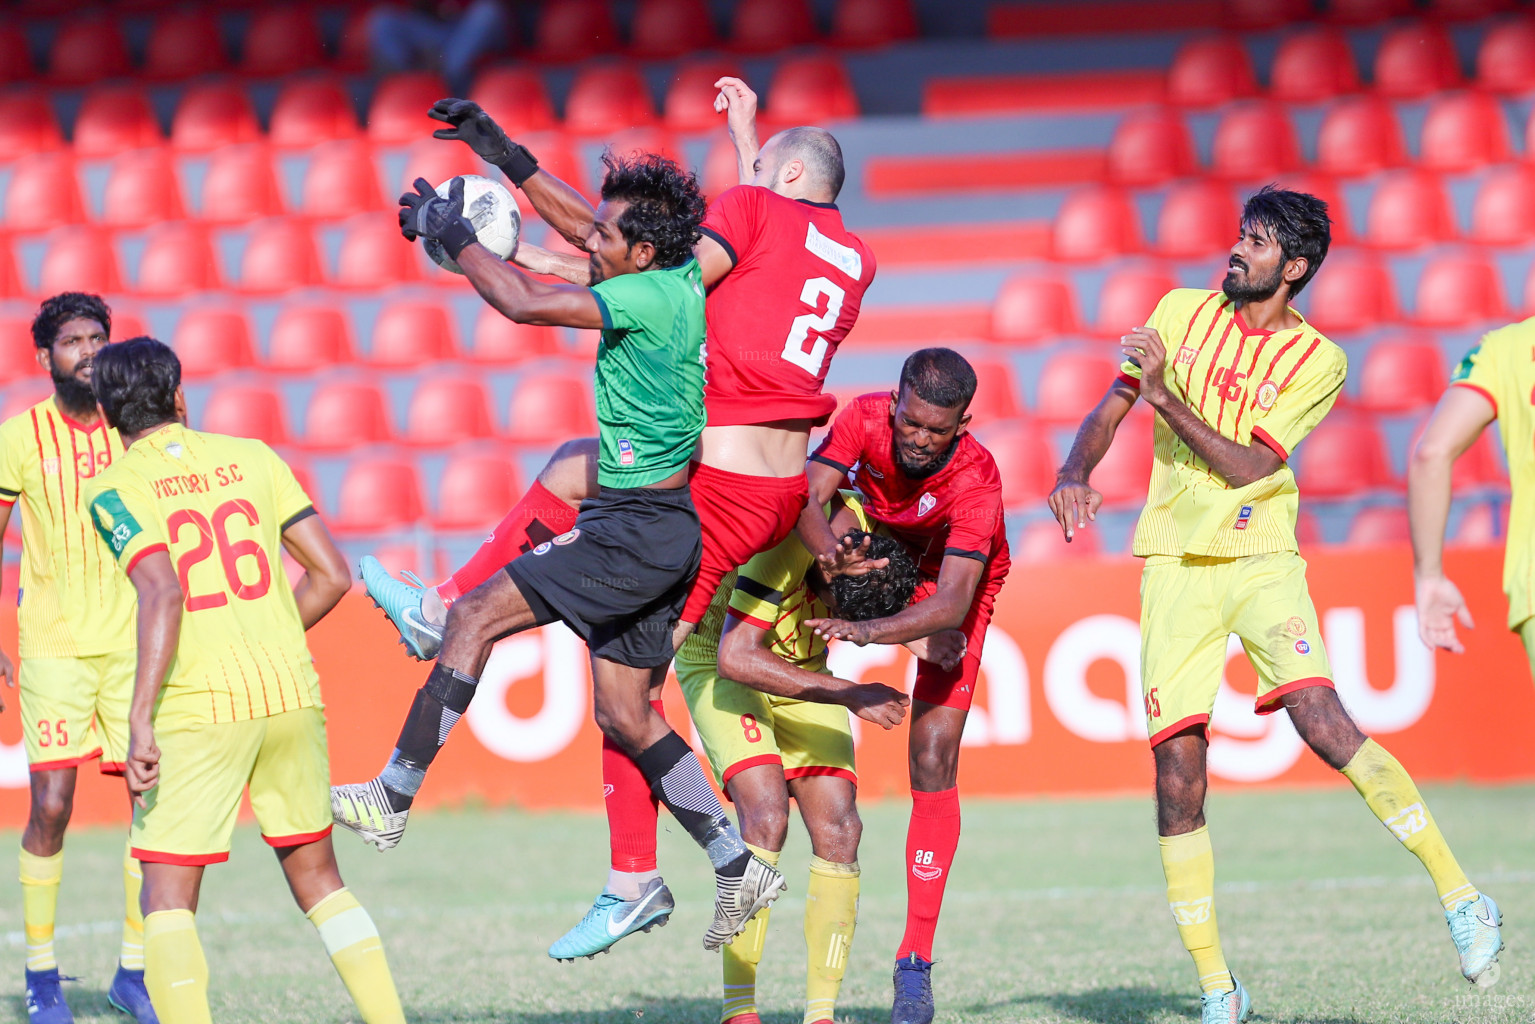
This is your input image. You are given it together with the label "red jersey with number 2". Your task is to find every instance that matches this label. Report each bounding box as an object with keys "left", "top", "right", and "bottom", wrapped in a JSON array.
[
  {"left": 811, "top": 393, "right": 1010, "bottom": 582},
  {"left": 699, "top": 185, "right": 876, "bottom": 426}
]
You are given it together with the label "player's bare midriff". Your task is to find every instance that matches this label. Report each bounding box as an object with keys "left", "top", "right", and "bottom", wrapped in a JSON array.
[{"left": 695, "top": 419, "right": 818, "bottom": 479}]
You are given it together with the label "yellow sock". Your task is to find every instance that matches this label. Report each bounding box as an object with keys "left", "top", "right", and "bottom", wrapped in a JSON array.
[
  {"left": 306, "top": 888, "right": 406, "bottom": 1024},
  {"left": 1158, "top": 827, "right": 1232, "bottom": 995},
  {"left": 721, "top": 844, "right": 780, "bottom": 1023},
  {"left": 121, "top": 843, "right": 144, "bottom": 971},
  {"left": 19, "top": 848, "right": 63, "bottom": 972},
  {"left": 1342, "top": 738, "right": 1477, "bottom": 910},
  {"left": 144, "top": 909, "right": 211, "bottom": 1024},
  {"left": 803, "top": 856, "right": 858, "bottom": 1024}
]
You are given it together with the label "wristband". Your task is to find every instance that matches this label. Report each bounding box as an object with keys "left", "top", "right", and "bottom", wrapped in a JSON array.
[
  {"left": 439, "top": 218, "right": 478, "bottom": 260},
  {"left": 499, "top": 143, "right": 540, "bottom": 188}
]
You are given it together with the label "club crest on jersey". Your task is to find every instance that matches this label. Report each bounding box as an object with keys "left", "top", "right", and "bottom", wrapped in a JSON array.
[
  {"left": 1256, "top": 380, "right": 1279, "bottom": 410},
  {"left": 553, "top": 529, "right": 580, "bottom": 546},
  {"left": 918, "top": 492, "right": 936, "bottom": 517},
  {"left": 617, "top": 439, "right": 635, "bottom": 466},
  {"left": 1234, "top": 504, "right": 1253, "bottom": 530},
  {"left": 1294, "top": 639, "right": 1311, "bottom": 655},
  {"left": 1284, "top": 616, "right": 1307, "bottom": 637}
]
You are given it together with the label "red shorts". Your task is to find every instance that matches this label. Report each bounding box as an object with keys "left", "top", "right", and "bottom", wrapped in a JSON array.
[
  {"left": 911, "top": 569, "right": 1006, "bottom": 711},
  {"left": 683, "top": 462, "right": 809, "bottom": 624}
]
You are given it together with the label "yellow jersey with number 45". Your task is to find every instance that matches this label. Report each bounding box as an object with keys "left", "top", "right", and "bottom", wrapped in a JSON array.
[
  {"left": 84, "top": 424, "right": 320, "bottom": 724},
  {"left": 1118, "top": 288, "right": 1347, "bottom": 560},
  {"left": 1450, "top": 319, "right": 1535, "bottom": 630}
]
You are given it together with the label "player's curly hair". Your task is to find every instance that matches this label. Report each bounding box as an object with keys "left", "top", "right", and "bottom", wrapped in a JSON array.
[
  {"left": 1242, "top": 184, "right": 1331, "bottom": 296},
  {"left": 830, "top": 531, "right": 920, "bottom": 621},
  {"left": 32, "top": 292, "right": 111, "bottom": 350},
  {"left": 93, "top": 337, "right": 181, "bottom": 436},
  {"left": 599, "top": 151, "right": 706, "bottom": 269}
]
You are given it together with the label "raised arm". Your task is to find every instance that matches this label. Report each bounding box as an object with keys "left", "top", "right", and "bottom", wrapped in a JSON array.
[
  {"left": 513, "top": 241, "right": 592, "bottom": 286},
  {"left": 713, "top": 77, "right": 762, "bottom": 185},
  {"left": 124, "top": 550, "right": 183, "bottom": 804},
  {"left": 280, "top": 513, "right": 351, "bottom": 630},
  {"left": 796, "top": 457, "right": 848, "bottom": 569},
  {"left": 1048, "top": 379, "right": 1137, "bottom": 540},
  {"left": 0, "top": 500, "right": 15, "bottom": 705}
]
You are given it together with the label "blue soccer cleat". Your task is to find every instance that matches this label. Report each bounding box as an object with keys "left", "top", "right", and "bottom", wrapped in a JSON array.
[
  {"left": 1447, "top": 892, "right": 1504, "bottom": 988},
  {"left": 106, "top": 964, "right": 158, "bottom": 1023},
  {"left": 1200, "top": 976, "right": 1252, "bottom": 1024},
  {"left": 24, "top": 967, "right": 74, "bottom": 1024},
  {"left": 359, "top": 556, "right": 443, "bottom": 661},
  {"left": 548, "top": 879, "right": 674, "bottom": 961},
  {"left": 890, "top": 954, "right": 934, "bottom": 1024}
]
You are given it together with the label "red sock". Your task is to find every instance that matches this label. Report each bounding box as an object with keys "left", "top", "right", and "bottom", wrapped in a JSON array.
[
  {"left": 897, "top": 787, "right": 960, "bottom": 961},
  {"left": 439, "top": 480, "right": 579, "bottom": 604},
  {"left": 606, "top": 699, "right": 665, "bottom": 871}
]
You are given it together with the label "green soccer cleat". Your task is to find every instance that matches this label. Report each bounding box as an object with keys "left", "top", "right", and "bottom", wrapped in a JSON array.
[
  {"left": 548, "top": 879, "right": 674, "bottom": 961},
  {"left": 1200, "top": 977, "right": 1252, "bottom": 1024},
  {"left": 359, "top": 556, "right": 443, "bottom": 661},
  {"left": 1447, "top": 892, "right": 1504, "bottom": 988}
]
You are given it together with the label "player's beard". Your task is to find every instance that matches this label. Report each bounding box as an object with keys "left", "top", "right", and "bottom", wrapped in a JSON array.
[
  {"left": 894, "top": 440, "right": 956, "bottom": 480},
  {"left": 52, "top": 363, "right": 95, "bottom": 416},
  {"left": 588, "top": 255, "right": 603, "bottom": 285},
  {"left": 1221, "top": 257, "right": 1284, "bottom": 304}
]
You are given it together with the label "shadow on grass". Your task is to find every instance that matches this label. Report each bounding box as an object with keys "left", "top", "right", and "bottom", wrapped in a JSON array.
[
  {"left": 970, "top": 986, "right": 1381, "bottom": 1024},
  {"left": 406, "top": 996, "right": 723, "bottom": 1024}
]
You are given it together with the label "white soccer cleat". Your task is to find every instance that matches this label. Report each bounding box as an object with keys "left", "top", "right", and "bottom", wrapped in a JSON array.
[
  {"left": 330, "top": 780, "right": 410, "bottom": 852},
  {"left": 703, "top": 855, "right": 785, "bottom": 951},
  {"left": 1199, "top": 976, "right": 1252, "bottom": 1024},
  {"left": 1447, "top": 892, "right": 1504, "bottom": 988}
]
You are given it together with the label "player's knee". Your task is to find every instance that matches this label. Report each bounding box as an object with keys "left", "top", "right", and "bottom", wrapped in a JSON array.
[
  {"left": 738, "top": 803, "right": 789, "bottom": 850},
  {"left": 538, "top": 438, "right": 599, "bottom": 505},
  {"left": 810, "top": 807, "right": 862, "bottom": 861},
  {"left": 592, "top": 700, "right": 647, "bottom": 754},
  {"left": 443, "top": 589, "right": 498, "bottom": 644},
  {"left": 909, "top": 742, "right": 959, "bottom": 790},
  {"left": 29, "top": 788, "right": 72, "bottom": 832}
]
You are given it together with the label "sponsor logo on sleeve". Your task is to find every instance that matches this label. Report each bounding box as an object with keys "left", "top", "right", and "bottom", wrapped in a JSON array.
[
  {"left": 1294, "top": 639, "right": 1311, "bottom": 655},
  {"left": 1235, "top": 504, "right": 1253, "bottom": 530},
  {"left": 617, "top": 439, "right": 635, "bottom": 466},
  {"left": 553, "top": 529, "right": 580, "bottom": 546}
]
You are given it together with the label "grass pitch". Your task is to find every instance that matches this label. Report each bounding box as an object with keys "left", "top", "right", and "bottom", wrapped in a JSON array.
[{"left": 1, "top": 783, "right": 1530, "bottom": 1024}]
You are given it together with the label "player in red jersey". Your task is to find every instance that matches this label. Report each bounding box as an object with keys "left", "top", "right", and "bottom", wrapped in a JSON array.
[
  {"left": 799, "top": 348, "right": 1009, "bottom": 1024},
  {"left": 351, "top": 79, "right": 878, "bottom": 955}
]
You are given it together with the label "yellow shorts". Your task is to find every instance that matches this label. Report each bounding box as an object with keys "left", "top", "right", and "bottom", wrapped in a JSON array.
[
  {"left": 1140, "top": 551, "right": 1334, "bottom": 746},
  {"left": 19, "top": 650, "right": 134, "bottom": 774},
  {"left": 131, "top": 706, "right": 332, "bottom": 865},
  {"left": 675, "top": 655, "right": 856, "bottom": 791}
]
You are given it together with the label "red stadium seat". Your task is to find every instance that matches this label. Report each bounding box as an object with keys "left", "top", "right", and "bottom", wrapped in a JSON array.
[
  {"left": 1431, "top": 0, "right": 1516, "bottom": 18},
  {"left": 1420, "top": 92, "right": 1512, "bottom": 174},
  {"left": 270, "top": 77, "right": 362, "bottom": 148},
  {"left": 1016, "top": 518, "right": 1102, "bottom": 564},
  {"left": 1269, "top": 28, "right": 1359, "bottom": 103},
  {"left": 1477, "top": 17, "right": 1535, "bottom": 93},
  {"left": 976, "top": 419, "right": 1056, "bottom": 509},
  {"left": 767, "top": 57, "right": 859, "bottom": 125},
  {"left": 1211, "top": 103, "right": 1300, "bottom": 180},
  {"left": 0, "top": 381, "right": 57, "bottom": 423},
  {"left": 605, "top": 126, "right": 683, "bottom": 167},
  {"left": 518, "top": 132, "right": 590, "bottom": 196},
  {"left": 6, "top": 152, "right": 83, "bottom": 231},
  {"left": 73, "top": 86, "right": 162, "bottom": 158},
  {"left": 992, "top": 274, "right": 1080, "bottom": 342},
  {"left": 1451, "top": 502, "right": 1502, "bottom": 545},
  {"left": 1356, "top": 334, "right": 1449, "bottom": 412},
  {"left": 1471, "top": 167, "right": 1535, "bottom": 246},
  {"left": 136, "top": 222, "right": 221, "bottom": 296},
  {"left": 533, "top": 0, "right": 619, "bottom": 62},
  {"left": 112, "top": 311, "right": 149, "bottom": 344},
  {"left": 239, "top": 218, "right": 324, "bottom": 294},
  {"left": 1303, "top": 253, "right": 1398, "bottom": 334},
  {"left": 333, "top": 457, "right": 424, "bottom": 534},
  {"left": 1270, "top": 172, "right": 1352, "bottom": 245},
  {"left": 171, "top": 308, "right": 256, "bottom": 377},
  {"left": 565, "top": 65, "right": 657, "bottom": 135},
  {"left": 963, "top": 358, "right": 1022, "bottom": 427},
  {"left": 1052, "top": 186, "right": 1141, "bottom": 262},
  {"left": 0, "top": 314, "right": 44, "bottom": 381},
  {"left": 49, "top": 17, "right": 129, "bottom": 86},
  {"left": 1224, "top": 0, "right": 1314, "bottom": 29},
  {"left": 1414, "top": 252, "right": 1506, "bottom": 327},
  {"left": 333, "top": 6, "right": 372, "bottom": 73},
  {"left": 1316, "top": 96, "right": 1405, "bottom": 177},
  {"left": 171, "top": 82, "right": 262, "bottom": 152},
  {"left": 267, "top": 305, "right": 358, "bottom": 372},
  {"left": 334, "top": 217, "right": 423, "bottom": 289},
  {"left": 302, "top": 140, "right": 385, "bottom": 219},
  {"left": 1156, "top": 181, "right": 1239, "bottom": 260},
  {"left": 0, "top": 246, "right": 23, "bottom": 301},
  {"left": 1343, "top": 506, "right": 1411, "bottom": 547},
  {"left": 1295, "top": 416, "right": 1395, "bottom": 497},
  {"left": 0, "top": 92, "right": 63, "bottom": 161},
  {"left": 470, "top": 68, "right": 557, "bottom": 135},
  {"left": 396, "top": 139, "right": 485, "bottom": 198},
  {"left": 1106, "top": 108, "right": 1196, "bottom": 187},
  {"left": 0, "top": 25, "right": 36, "bottom": 84},
  {"left": 702, "top": 135, "right": 742, "bottom": 196},
  {"left": 832, "top": 0, "right": 918, "bottom": 47},
  {"left": 367, "top": 72, "right": 449, "bottom": 145},
  {"left": 433, "top": 448, "right": 521, "bottom": 530},
  {"left": 507, "top": 368, "right": 598, "bottom": 444},
  {"left": 199, "top": 145, "right": 284, "bottom": 224},
  {"left": 405, "top": 376, "right": 495, "bottom": 445},
  {"left": 664, "top": 60, "right": 742, "bottom": 133},
  {"left": 1325, "top": 0, "right": 1413, "bottom": 23},
  {"left": 1365, "top": 171, "right": 1455, "bottom": 250},
  {"left": 1446, "top": 431, "right": 1508, "bottom": 489},
  {"left": 39, "top": 228, "right": 123, "bottom": 295},
  {"left": 1374, "top": 22, "right": 1462, "bottom": 98},
  {"left": 1167, "top": 36, "right": 1257, "bottom": 107},
  {"left": 242, "top": 7, "right": 325, "bottom": 77},
  {"left": 1095, "top": 265, "right": 1178, "bottom": 337},
  {"left": 304, "top": 381, "right": 394, "bottom": 449},
  {"left": 368, "top": 301, "right": 459, "bottom": 366},
  {"left": 1035, "top": 351, "right": 1121, "bottom": 424},
  {"left": 143, "top": 10, "right": 225, "bottom": 80},
  {"left": 1093, "top": 410, "right": 1153, "bottom": 506},
  {"left": 200, "top": 383, "right": 288, "bottom": 445},
  {"left": 730, "top": 0, "right": 818, "bottom": 53},
  {"left": 469, "top": 308, "right": 562, "bottom": 363},
  {"left": 631, "top": 0, "right": 718, "bottom": 58}
]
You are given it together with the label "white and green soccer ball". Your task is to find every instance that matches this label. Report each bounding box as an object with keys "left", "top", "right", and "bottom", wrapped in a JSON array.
[{"left": 424, "top": 174, "right": 521, "bottom": 274}]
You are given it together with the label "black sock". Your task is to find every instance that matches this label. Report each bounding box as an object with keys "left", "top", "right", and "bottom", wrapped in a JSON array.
[
  {"left": 634, "top": 731, "right": 750, "bottom": 875},
  {"left": 378, "top": 663, "right": 478, "bottom": 810}
]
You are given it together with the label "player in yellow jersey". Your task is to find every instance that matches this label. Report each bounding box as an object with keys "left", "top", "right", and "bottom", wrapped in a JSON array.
[
  {"left": 0, "top": 294, "right": 154, "bottom": 1024},
  {"left": 82, "top": 338, "right": 406, "bottom": 1024},
  {"left": 1048, "top": 186, "right": 1502, "bottom": 1021}
]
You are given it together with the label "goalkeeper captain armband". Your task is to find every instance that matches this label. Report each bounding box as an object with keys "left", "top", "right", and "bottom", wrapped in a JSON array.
[{"left": 499, "top": 143, "right": 541, "bottom": 188}]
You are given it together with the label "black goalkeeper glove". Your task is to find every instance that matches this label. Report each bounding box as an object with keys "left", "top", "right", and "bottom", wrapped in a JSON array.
[
  {"left": 428, "top": 98, "right": 541, "bottom": 187},
  {"left": 398, "top": 176, "right": 478, "bottom": 259}
]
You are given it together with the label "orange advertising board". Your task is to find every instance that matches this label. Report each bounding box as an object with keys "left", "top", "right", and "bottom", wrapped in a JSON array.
[{"left": 3, "top": 545, "right": 1533, "bottom": 827}]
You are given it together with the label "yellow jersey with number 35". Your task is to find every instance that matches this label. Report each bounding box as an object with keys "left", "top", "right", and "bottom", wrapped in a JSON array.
[
  {"left": 1118, "top": 288, "right": 1347, "bottom": 559},
  {"left": 1450, "top": 318, "right": 1535, "bottom": 630},
  {"left": 84, "top": 423, "right": 321, "bottom": 724}
]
